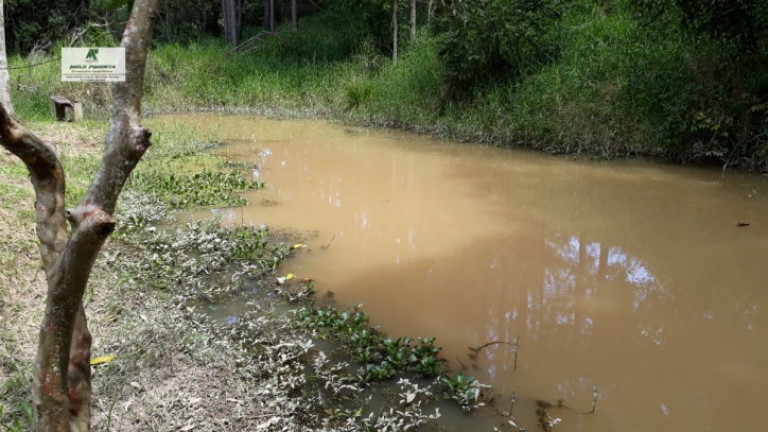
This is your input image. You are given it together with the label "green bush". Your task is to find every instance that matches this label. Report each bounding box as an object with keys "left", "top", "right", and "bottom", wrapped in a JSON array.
[
  {"left": 630, "top": 0, "right": 768, "bottom": 168},
  {"left": 431, "top": 0, "right": 562, "bottom": 97}
]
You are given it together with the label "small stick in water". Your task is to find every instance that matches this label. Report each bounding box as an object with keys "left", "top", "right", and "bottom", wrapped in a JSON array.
[
  {"left": 508, "top": 390, "right": 516, "bottom": 416},
  {"left": 513, "top": 335, "right": 520, "bottom": 371},
  {"left": 590, "top": 386, "right": 599, "bottom": 414},
  {"left": 468, "top": 340, "right": 517, "bottom": 353},
  {"left": 321, "top": 234, "right": 336, "bottom": 249}
]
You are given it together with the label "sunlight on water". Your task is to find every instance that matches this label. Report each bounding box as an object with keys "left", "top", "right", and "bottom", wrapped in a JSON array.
[{"left": 153, "top": 114, "right": 768, "bottom": 431}]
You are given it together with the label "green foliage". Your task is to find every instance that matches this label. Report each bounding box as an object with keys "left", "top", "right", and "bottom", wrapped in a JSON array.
[
  {"left": 0, "top": 403, "right": 33, "bottom": 432},
  {"left": 630, "top": 0, "right": 768, "bottom": 168},
  {"left": 352, "top": 32, "right": 445, "bottom": 126},
  {"left": 127, "top": 170, "right": 262, "bottom": 209},
  {"left": 320, "top": 0, "right": 394, "bottom": 55},
  {"left": 153, "top": 0, "right": 220, "bottom": 44},
  {"left": 0, "top": 359, "right": 34, "bottom": 431},
  {"left": 296, "top": 305, "right": 446, "bottom": 381},
  {"left": 7, "top": 0, "right": 768, "bottom": 170},
  {"left": 120, "top": 134, "right": 264, "bottom": 209},
  {"left": 268, "top": 6, "right": 374, "bottom": 63},
  {"left": 4, "top": 0, "right": 78, "bottom": 54},
  {"left": 440, "top": 374, "right": 488, "bottom": 412},
  {"left": 633, "top": 0, "right": 768, "bottom": 50},
  {"left": 432, "top": 0, "right": 562, "bottom": 97}
]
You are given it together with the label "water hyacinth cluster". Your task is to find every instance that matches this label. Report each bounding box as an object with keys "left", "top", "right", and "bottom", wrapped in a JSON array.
[
  {"left": 123, "top": 138, "right": 264, "bottom": 209},
  {"left": 128, "top": 170, "right": 263, "bottom": 208},
  {"left": 296, "top": 305, "right": 446, "bottom": 381},
  {"left": 217, "top": 307, "right": 445, "bottom": 431}
]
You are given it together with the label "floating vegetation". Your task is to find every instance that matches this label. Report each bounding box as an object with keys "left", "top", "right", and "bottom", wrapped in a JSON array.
[
  {"left": 127, "top": 170, "right": 263, "bottom": 208},
  {"left": 296, "top": 305, "right": 447, "bottom": 381},
  {"left": 441, "top": 374, "right": 491, "bottom": 412},
  {"left": 123, "top": 139, "right": 263, "bottom": 209}
]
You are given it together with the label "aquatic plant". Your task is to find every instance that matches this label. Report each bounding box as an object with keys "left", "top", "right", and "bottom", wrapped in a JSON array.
[
  {"left": 440, "top": 374, "right": 491, "bottom": 412},
  {"left": 127, "top": 170, "right": 263, "bottom": 209},
  {"left": 296, "top": 305, "right": 447, "bottom": 382}
]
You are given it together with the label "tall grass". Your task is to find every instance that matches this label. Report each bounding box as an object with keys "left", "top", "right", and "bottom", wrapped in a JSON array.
[{"left": 6, "top": 0, "right": 767, "bottom": 169}]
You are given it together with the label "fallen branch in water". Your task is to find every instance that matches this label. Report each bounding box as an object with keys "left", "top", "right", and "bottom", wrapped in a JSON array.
[{"left": 468, "top": 335, "right": 520, "bottom": 370}]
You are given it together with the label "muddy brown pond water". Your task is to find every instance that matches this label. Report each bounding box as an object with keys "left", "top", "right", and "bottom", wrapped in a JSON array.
[{"left": 151, "top": 114, "right": 768, "bottom": 431}]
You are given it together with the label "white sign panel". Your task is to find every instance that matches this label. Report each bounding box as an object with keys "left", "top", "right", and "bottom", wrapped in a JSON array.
[{"left": 61, "top": 48, "right": 126, "bottom": 82}]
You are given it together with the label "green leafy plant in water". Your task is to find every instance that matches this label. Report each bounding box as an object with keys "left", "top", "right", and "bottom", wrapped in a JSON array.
[
  {"left": 228, "top": 226, "right": 271, "bottom": 261},
  {"left": 295, "top": 305, "right": 446, "bottom": 382},
  {"left": 127, "top": 170, "right": 263, "bottom": 209},
  {"left": 441, "top": 374, "right": 489, "bottom": 412}
]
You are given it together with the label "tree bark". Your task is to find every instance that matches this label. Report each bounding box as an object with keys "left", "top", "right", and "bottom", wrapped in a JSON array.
[
  {"left": 0, "top": 0, "right": 14, "bottom": 117},
  {"left": 270, "top": 0, "right": 275, "bottom": 31},
  {"left": 263, "top": 0, "right": 269, "bottom": 30},
  {"left": 236, "top": 0, "right": 242, "bottom": 38},
  {"left": 410, "top": 0, "right": 416, "bottom": 39},
  {"left": 222, "top": 0, "right": 239, "bottom": 45},
  {"left": 392, "top": 0, "right": 399, "bottom": 63},
  {"left": 0, "top": 1, "right": 159, "bottom": 430},
  {"left": 264, "top": 0, "right": 275, "bottom": 31},
  {"left": 291, "top": 0, "right": 298, "bottom": 32}
]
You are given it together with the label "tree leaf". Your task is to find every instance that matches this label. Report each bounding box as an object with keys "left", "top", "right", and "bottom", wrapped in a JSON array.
[{"left": 90, "top": 354, "right": 116, "bottom": 365}]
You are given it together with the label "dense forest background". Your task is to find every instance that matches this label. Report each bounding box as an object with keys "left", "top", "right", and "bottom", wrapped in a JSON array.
[{"left": 5, "top": 0, "right": 768, "bottom": 170}]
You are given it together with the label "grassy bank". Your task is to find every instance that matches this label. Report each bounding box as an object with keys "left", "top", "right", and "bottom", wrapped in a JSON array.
[
  {"left": 1, "top": 120, "right": 504, "bottom": 431},
  {"left": 7, "top": 0, "right": 768, "bottom": 170}
]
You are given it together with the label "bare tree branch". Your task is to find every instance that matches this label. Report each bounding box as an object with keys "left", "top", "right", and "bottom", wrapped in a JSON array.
[
  {"left": 87, "top": 0, "right": 159, "bottom": 215},
  {"left": 0, "top": 106, "right": 67, "bottom": 271}
]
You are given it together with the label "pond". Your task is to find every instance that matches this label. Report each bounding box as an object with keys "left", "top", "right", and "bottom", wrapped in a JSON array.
[{"left": 151, "top": 113, "right": 768, "bottom": 431}]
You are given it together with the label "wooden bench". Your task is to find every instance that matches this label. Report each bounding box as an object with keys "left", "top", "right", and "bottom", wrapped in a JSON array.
[{"left": 50, "top": 96, "right": 83, "bottom": 122}]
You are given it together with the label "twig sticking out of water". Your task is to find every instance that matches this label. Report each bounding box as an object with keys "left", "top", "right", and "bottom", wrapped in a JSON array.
[
  {"left": 455, "top": 356, "right": 468, "bottom": 372},
  {"left": 506, "top": 390, "right": 516, "bottom": 416},
  {"left": 513, "top": 335, "right": 519, "bottom": 370},
  {"left": 502, "top": 391, "right": 526, "bottom": 432},
  {"left": 321, "top": 234, "right": 336, "bottom": 250},
  {"left": 468, "top": 335, "right": 520, "bottom": 370},
  {"left": 590, "top": 386, "right": 599, "bottom": 414}
]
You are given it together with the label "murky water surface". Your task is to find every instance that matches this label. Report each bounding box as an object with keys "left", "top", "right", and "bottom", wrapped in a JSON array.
[{"left": 151, "top": 114, "right": 768, "bottom": 431}]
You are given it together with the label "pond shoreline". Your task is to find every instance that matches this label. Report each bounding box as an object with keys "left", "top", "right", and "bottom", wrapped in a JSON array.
[{"left": 0, "top": 119, "right": 501, "bottom": 431}]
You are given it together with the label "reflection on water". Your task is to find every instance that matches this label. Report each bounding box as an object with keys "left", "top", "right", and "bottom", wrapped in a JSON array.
[{"left": 153, "top": 114, "right": 768, "bottom": 431}]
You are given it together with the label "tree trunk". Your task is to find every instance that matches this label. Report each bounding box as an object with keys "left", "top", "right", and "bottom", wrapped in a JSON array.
[
  {"left": 392, "top": 0, "right": 399, "bottom": 63},
  {"left": 0, "top": 1, "right": 159, "bottom": 430},
  {"left": 410, "top": 0, "right": 416, "bottom": 39},
  {"left": 427, "top": 0, "right": 434, "bottom": 24},
  {"left": 291, "top": 0, "right": 298, "bottom": 32},
  {"left": 264, "top": 0, "right": 275, "bottom": 31},
  {"left": 222, "top": 0, "right": 239, "bottom": 45},
  {"left": 236, "top": 0, "right": 242, "bottom": 38},
  {"left": 270, "top": 0, "right": 275, "bottom": 31},
  {"left": 263, "top": 0, "right": 269, "bottom": 30},
  {"left": 0, "top": 0, "right": 14, "bottom": 117}
]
